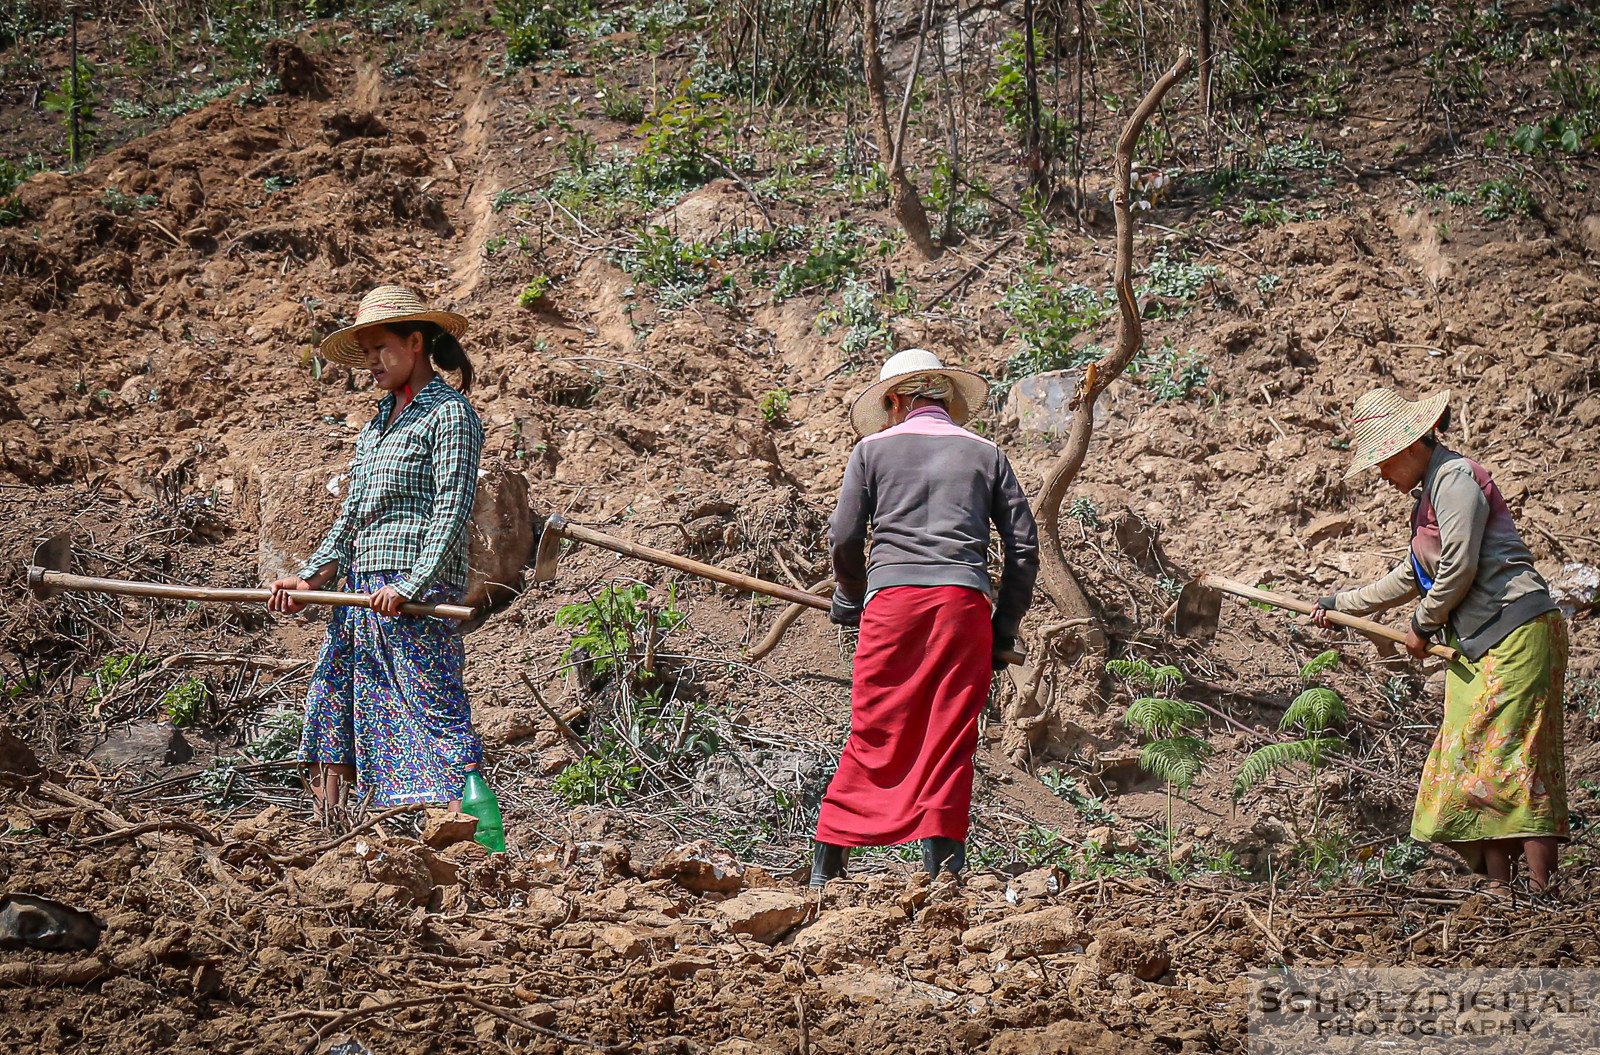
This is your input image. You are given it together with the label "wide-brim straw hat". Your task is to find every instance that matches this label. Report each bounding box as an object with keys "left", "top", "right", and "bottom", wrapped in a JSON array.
[
  {"left": 1344, "top": 387, "right": 1451, "bottom": 479},
  {"left": 849, "top": 348, "right": 989, "bottom": 438},
  {"left": 318, "top": 285, "right": 469, "bottom": 366}
]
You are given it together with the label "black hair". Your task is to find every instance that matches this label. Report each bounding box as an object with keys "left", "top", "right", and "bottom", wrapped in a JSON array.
[
  {"left": 383, "top": 320, "right": 474, "bottom": 393},
  {"left": 1420, "top": 405, "right": 1451, "bottom": 449}
]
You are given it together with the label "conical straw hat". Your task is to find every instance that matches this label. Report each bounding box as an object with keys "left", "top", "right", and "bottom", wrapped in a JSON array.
[
  {"left": 848, "top": 348, "right": 989, "bottom": 438},
  {"left": 1344, "top": 387, "right": 1450, "bottom": 479},
  {"left": 318, "top": 286, "right": 469, "bottom": 366}
]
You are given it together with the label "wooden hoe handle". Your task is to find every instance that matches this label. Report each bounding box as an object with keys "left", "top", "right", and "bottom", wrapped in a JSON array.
[
  {"left": 1200, "top": 574, "right": 1461, "bottom": 663},
  {"left": 28, "top": 569, "right": 476, "bottom": 620}
]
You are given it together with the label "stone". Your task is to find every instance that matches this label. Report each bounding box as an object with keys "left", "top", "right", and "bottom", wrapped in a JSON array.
[
  {"left": 961, "top": 906, "right": 1088, "bottom": 958},
  {"left": 597, "top": 925, "right": 646, "bottom": 959},
  {"left": 421, "top": 809, "right": 479, "bottom": 849},
  {"left": 1193, "top": 825, "right": 1214, "bottom": 840},
  {"left": 1573, "top": 397, "right": 1600, "bottom": 428},
  {"left": 1205, "top": 449, "right": 1264, "bottom": 477},
  {"left": 988, "top": 1019, "right": 1156, "bottom": 1055},
  {"left": 295, "top": 839, "right": 433, "bottom": 908},
  {"left": 1304, "top": 513, "right": 1355, "bottom": 545},
  {"left": 1006, "top": 866, "right": 1065, "bottom": 905},
  {"left": 1549, "top": 562, "right": 1600, "bottom": 617},
  {"left": 1093, "top": 928, "right": 1173, "bottom": 981},
  {"left": 1001, "top": 370, "right": 1107, "bottom": 435},
  {"left": 539, "top": 744, "right": 580, "bottom": 776},
  {"left": 1085, "top": 826, "right": 1113, "bottom": 853},
  {"left": 710, "top": 1042, "right": 778, "bottom": 1055},
  {"left": 230, "top": 806, "right": 288, "bottom": 843},
  {"left": 649, "top": 840, "right": 745, "bottom": 894},
  {"left": 792, "top": 908, "right": 900, "bottom": 963},
  {"left": 715, "top": 889, "right": 809, "bottom": 944},
  {"left": 87, "top": 721, "right": 193, "bottom": 771},
  {"left": 523, "top": 889, "right": 573, "bottom": 929},
  {"left": 0, "top": 726, "right": 42, "bottom": 788},
  {"left": 474, "top": 706, "right": 543, "bottom": 746},
  {"left": 248, "top": 462, "right": 532, "bottom": 620},
  {"left": 0, "top": 893, "right": 104, "bottom": 951},
  {"left": 464, "top": 467, "right": 534, "bottom": 610}
]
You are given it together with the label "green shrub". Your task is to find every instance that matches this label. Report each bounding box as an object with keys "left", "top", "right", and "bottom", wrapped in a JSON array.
[
  {"left": 555, "top": 582, "right": 684, "bottom": 678},
  {"left": 1142, "top": 346, "right": 1212, "bottom": 403},
  {"left": 160, "top": 677, "right": 209, "bottom": 726},
  {"left": 1477, "top": 178, "right": 1537, "bottom": 220},
  {"left": 518, "top": 275, "right": 553, "bottom": 306},
  {"left": 998, "top": 273, "right": 1112, "bottom": 393},
  {"left": 552, "top": 749, "right": 641, "bottom": 806}
]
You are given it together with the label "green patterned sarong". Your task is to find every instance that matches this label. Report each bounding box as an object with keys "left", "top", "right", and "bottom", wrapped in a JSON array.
[{"left": 1411, "top": 610, "right": 1568, "bottom": 871}]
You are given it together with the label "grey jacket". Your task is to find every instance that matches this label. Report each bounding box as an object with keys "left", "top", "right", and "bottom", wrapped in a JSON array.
[
  {"left": 1327, "top": 444, "right": 1555, "bottom": 660},
  {"left": 828, "top": 405, "right": 1039, "bottom": 636}
]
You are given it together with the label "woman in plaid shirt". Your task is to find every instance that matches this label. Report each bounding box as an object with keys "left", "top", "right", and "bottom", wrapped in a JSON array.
[{"left": 268, "top": 287, "right": 486, "bottom": 816}]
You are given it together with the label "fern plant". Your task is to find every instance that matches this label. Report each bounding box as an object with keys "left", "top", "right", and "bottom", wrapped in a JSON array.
[
  {"left": 1125, "top": 688, "right": 1211, "bottom": 867},
  {"left": 1235, "top": 652, "right": 1350, "bottom": 831}
]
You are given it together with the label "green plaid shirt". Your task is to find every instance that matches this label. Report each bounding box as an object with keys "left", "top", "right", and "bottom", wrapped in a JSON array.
[{"left": 300, "top": 377, "right": 484, "bottom": 599}]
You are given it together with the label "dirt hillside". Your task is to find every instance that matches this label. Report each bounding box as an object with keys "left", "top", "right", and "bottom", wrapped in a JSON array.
[{"left": 3, "top": 0, "right": 1600, "bottom": 1051}]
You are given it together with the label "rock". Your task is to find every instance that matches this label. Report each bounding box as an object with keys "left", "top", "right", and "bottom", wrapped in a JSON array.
[
  {"left": 1573, "top": 397, "right": 1600, "bottom": 429},
  {"left": 0, "top": 893, "right": 104, "bottom": 951},
  {"left": 473, "top": 705, "right": 543, "bottom": 746},
  {"left": 597, "top": 925, "right": 646, "bottom": 959},
  {"left": 1112, "top": 832, "right": 1142, "bottom": 854},
  {"left": 87, "top": 721, "right": 193, "bottom": 770},
  {"left": 248, "top": 463, "right": 531, "bottom": 622},
  {"left": 0, "top": 726, "right": 41, "bottom": 788},
  {"left": 1204, "top": 449, "right": 1264, "bottom": 477},
  {"left": 961, "top": 906, "right": 1088, "bottom": 958},
  {"left": 1001, "top": 370, "right": 1107, "bottom": 435},
  {"left": 816, "top": 970, "right": 961, "bottom": 1011},
  {"left": 649, "top": 840, "right": 745, "bottom": 894},
  {"left": 464, "top": 467, "right": 533, "bottom": 610},
  {"left": 1550, "top": 562, "right": 1600, "bottom": 617},
  {"left": 792, "top": 908, "right": 900, "bottom": 963},
  {"left": 523, "top": 889, "right": 573, "bottom": 929},
  {"left": 715, "top": 889, "right": 809, "bottom": 944},
  {"left": 1006, "top": 866, "right": 1065, "bottom": 905},
  {"left": 230, "top": 806, "right": 288, "bottom": 843},
  {"left": 1093, "top": 928, "right": 1172, "bottom": 981},
  {"left": 1193, "top": 825, "right": 1214, "bottom": 839},
  {"left": 988, "top": 1019, "right": 1156, "bottom": 1055},
  {"left": 710, "top": 1041, "right": 778, "bottom": 1055},
  {"left": 1086, "top": 826, "right": 1113, "bottom": 853},
  {"left": 538, "top": 744, "right": 580, "bottom": 776},
  {"left": 421, "top": 809, "right": 479, "bottom": 849},
  {"left": 1304, "top": 513, "right": 1355, "bottom": 545},
  {"left": 1212, "top": 320, "right": 1262, "bottom": 353},
  {"left": 296, "top": 839, "right": 433, "bottom": 908}
]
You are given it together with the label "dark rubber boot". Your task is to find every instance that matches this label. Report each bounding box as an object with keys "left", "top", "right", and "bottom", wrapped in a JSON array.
[
  {"left": 809, "top": 842, "right": 848, "bottom": 889},
  {"left": 922, "top": 837, "right": 966, "bottom": 878}
]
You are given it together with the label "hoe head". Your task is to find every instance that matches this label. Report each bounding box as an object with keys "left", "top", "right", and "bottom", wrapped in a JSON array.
[
  {"left": 531, "top": 514, "right": 569, "bottom": 585},
  {"left": 27, "top": 533, "right": 72, "bottom": 600},
  {"left": 1173, "top": 578, "right": 1222, "bottom": 640}
]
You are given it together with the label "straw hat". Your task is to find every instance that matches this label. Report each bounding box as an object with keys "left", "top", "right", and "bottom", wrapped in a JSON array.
[
  {"left": 1344, "top": 387, "right": 1451, "bottom": 479},
  {"left": 849, "top": 348, "right": 989, "bottom": 438},
  {"left": 318, "top": 285, "right": 469, "bottom": 366}
]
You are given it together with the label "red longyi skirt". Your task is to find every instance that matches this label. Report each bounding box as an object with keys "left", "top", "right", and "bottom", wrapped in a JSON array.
[{"left": 815, "top": 585, "right": 993, "bottom": 847}]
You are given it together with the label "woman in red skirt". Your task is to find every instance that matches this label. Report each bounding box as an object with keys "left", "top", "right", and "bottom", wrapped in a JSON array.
[{"left": 815, "top": 349, "right": 1038, "bottom": 886}]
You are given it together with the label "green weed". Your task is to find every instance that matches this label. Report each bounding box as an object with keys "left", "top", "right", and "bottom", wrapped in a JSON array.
[
  {"left": 1067, "top": 497, "right": 1099, "bottom": 528},
  {"left": 160, "top": 678, "right": 209, "bottom": 726},
  {"left": 85, "top": 654, "right": 157, "bottom": 703},
  {"left": 518, "top": 275, "right": 553, "bottom": 306},
  {"left": 552, "top": 749, "right": 641, "bottom": 806},
  {"left": 758, "top": 388, "right": 790, "bottom": 423},
  {"left": 1476, "top": 178, "right": 1537, "bottom": 220}
]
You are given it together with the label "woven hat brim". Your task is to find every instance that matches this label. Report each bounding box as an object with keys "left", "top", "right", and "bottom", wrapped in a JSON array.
[
  {"left": 1343, "top": 389, "right": 1450, "bottom": 479},
  {"left": 849, "top": 368, "right": 990, "bottom": 437},
  {"left": 319, "top": 310, "right": 469, "bottom": 366}
]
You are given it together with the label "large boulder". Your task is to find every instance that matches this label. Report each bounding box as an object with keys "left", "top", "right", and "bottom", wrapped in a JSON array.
[{"left": 248, "top": 458, "right": 532, "bottom": 614}]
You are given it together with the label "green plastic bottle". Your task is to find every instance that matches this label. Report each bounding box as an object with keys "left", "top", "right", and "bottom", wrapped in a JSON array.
[{"left": 461, "top": 763, "right": 506, "bottom": 853}]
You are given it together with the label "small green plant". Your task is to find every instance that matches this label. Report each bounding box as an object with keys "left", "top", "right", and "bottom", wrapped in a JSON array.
[
  {"left": 518, "top": 275, "right": 553, "bottom": 306},
  {"left": 555, "top": 583, "right": 684, "bottom": 678},
  {"left": 159, "top": 677, "right": 209, "bottom": 726},
  {"left": 564, "top": 131, "right": 596, "bottom": 172},
  {"left": 1040, "top": 768, "right": 1115, "bottom": 827},
  {"left": 772, "top": 223, "right": 865, "bottom": 299},
  {"left": 813, "top": 275, "right": 891, "bottom": 359},
  {"left": 598, "top": 79, "right": 645, "bottom": 123},
  {"left": 44, "top": 56, "right": 97, "bottom": 167},
  {"left": 1126, "top": 694, "right": 1212, "bottom": 866},
  {"left": 758, "top": 388, "right": 790, "bottom": 423},
  {"left": 85, "top": 654, "right": 156, "bottom": 702},
  {"left": 615, "top": 226, "right": 714, "bottom": 306},
  {"left": 1256, "top": 273, "right": 1282, "bottom": 292},
  {"left": 1234, "top": 655, "right": 1350, "bottom": 830},
  {"left": 100, "top": 188, "right": 158, "bottom": 214},
  {"left": 638, "top": 87, "right": 732, "bottom": 186},
  {"left": 1136, "top": 246, "right": 1219, "bottom": 308},
  {"left": 498, "top": 0, "right": 583, "bottom": 66},
  {"left": 1067, "top": 497, "right": 1099, "bottom": 528},
  {"left": 1476, "top": 178, "right": 1537, "bottom": 220},
  {"left": 552, "top": 749, "right": 641, "bottom": 806},
  {"left": 998, "top": 273, "right": 1112, "bottom": 394},
  {"left": 1107, "top": 658, "right": 1186, "bottom": 693},
  {"left": 1240, "top": 200, "right": 1294, "bottom": 227},
  {"left": 1142, "top": 345, "right": 1212, "bottom": 402},
  {"left": 1299, "top": 648, "right": 1339, "bottom": 683},
  {"left": 0, "top": 159, "right": 29, "bottom": 226}
]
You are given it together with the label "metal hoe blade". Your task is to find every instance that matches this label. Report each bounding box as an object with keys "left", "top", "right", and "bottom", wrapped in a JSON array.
[
  {"left": 531, "top": 515, "right": 566, "bottom": 584},
  {"left": 1174, "top": 579, "right": 1222, "bottom": 640},
  {"left": 27, "top": 533, "right": 72, "bottom": 600}
]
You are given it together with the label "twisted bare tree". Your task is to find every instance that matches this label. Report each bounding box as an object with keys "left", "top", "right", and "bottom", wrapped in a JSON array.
[{"left": 1004, "top": 52, "right": 1195, "bottom": 765}]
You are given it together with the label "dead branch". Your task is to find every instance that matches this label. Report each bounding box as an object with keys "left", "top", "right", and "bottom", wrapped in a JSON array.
[
  {"left": 1009, "top": 52, "right": 1193, "bottom": 759},
  {"left": 861, "top": 0, "right": 942, "bottom": 259}
]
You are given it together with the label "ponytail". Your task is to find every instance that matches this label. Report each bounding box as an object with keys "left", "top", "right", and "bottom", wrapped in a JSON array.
[{"left": 383, "top": 321, "right": 475, "bottom": 393}]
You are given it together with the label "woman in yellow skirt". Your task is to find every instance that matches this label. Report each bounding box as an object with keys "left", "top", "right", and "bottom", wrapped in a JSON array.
[{"left": 1313, "top": 388, "right": 1567, "bottom": 892}]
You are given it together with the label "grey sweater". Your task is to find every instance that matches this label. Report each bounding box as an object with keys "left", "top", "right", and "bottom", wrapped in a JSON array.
[
  {"left": 1328, "top": 444, "right": 1555, "bottom": 660},
  {"left": 828, "top": 405, "right": 1039, "bottom": 636}
]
